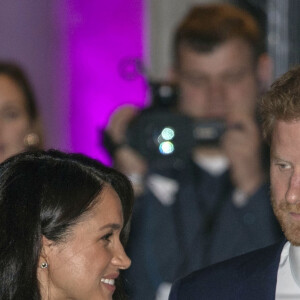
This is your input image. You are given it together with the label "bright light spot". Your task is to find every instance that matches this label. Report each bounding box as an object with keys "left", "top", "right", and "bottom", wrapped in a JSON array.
[
  {"left": 161, "top": 127, "right": 175, "bottom": 141},
  {"left": 159, "top": 141, "right": 174, "bottom": 155}
]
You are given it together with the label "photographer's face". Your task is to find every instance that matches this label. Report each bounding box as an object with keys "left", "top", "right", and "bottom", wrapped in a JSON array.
[{"left": 176, "top": 39, "right": 260, "bottom": 120}]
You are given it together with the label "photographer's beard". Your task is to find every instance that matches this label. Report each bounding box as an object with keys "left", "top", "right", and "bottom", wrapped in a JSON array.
[{"left": 271, "top": 191, "right": 300, "bottom": 246}]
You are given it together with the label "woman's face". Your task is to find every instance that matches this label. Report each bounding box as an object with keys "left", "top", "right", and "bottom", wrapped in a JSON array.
[
  {"left": 0, "top": 74, "right": 32, "bottom": 163},
  {"left": 40, "top": 186, "right": 131, "bottom": 300}
]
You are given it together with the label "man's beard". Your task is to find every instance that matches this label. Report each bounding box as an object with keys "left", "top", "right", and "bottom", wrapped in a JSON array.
[{"left": 271, "top": 192, "right": 300, "bottom": 246}]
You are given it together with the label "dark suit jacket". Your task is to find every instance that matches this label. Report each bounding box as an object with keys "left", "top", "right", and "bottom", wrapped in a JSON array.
[{"left": 169, "top": 240, "right": 286, "bottom": 300}]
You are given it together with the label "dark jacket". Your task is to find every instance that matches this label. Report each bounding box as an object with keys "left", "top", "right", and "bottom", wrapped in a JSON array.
[{"left": 169, "top": 240, "right": 286, "bottom": 300}]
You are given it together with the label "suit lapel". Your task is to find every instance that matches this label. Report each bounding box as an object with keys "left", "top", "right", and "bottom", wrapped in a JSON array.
[{"left": 237, "top": 240, "right": 286, "bottom": 300}]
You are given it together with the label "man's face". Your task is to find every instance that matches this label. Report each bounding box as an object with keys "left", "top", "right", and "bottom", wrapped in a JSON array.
[
  {"left": 270, "top": 120, "right": 300, "bottom": 246},
  {"left": 175, "top": 39, "right": 260, "bottom": 119}
]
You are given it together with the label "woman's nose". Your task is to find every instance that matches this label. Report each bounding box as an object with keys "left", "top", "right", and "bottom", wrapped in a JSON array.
[{"left": 111, "top": 242, "right": 132, "bottom": 270}]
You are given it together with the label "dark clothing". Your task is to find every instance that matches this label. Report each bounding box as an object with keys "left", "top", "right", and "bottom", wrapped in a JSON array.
[
  {"left": 169, "top": 240, "right": 286, "bottom": 300},
  {"left": 208, "top": 183, "right": 282, "bottom": 265},
  {"left": 125, "top": 161, "right": 283, "bottom": 300}
]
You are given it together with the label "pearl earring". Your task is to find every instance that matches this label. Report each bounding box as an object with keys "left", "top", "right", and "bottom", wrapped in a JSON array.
[{"left": 40, "top": 262, "right": 48, "bottom": 269}]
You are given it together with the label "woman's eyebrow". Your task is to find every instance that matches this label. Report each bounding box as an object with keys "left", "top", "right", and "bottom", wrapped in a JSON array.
[{"left": 98, "top": 223, "right": 122, "bottom": 231}]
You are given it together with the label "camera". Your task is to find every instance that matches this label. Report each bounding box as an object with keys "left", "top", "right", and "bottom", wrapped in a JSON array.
[
  {"left": 126, "top": 108, "right": 225, "bottom": 169},
  {"left": 102, "top": 80, "right": 226, "bottom": 169},
  {"left": 124, "top": 80, "right": 225, "bottom": 169}
]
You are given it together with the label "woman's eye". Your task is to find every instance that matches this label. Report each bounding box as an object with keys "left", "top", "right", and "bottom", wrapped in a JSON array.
[
  {"left": 2, "top": 110, "right": 20, "bottom": 120},
  {"left": 101, "top": 232, "right": 113, "bottom": 243}
]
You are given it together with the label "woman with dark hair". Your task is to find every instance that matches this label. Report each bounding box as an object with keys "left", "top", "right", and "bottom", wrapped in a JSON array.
[
  {"left": 0, "top": 149, "right": 134, "bottom": 300},
  {"left": 0, "top": 61, "right": 43, "bottom": 163}
]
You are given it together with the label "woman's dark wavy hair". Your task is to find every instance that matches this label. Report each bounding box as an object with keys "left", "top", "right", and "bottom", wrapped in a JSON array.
[{"left": 0, "top": 149, "right": 134, "bottom": 300}]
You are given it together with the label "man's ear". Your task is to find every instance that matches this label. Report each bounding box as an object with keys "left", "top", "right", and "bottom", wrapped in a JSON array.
[
  {"left": 256, "top": 53, "right": 273, "bottom": 92},
  {"left": 166, "top": 66, "right": 179, "bottom": 84}
]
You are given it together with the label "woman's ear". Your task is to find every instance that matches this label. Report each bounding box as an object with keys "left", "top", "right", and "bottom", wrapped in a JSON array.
[
  {"left": 25, "top": 118, "right": 44, "bottom": 149},
  {"left": 37, "top": 236, "right": 52, "bottom": 299},
  {"left": 38, "top": 236, "right": 52, "bottom": 269}
]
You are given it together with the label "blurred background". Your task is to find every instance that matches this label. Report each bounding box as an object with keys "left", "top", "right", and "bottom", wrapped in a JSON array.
[{"left": 0, "top": 0, "right": 299, "bottom": 164}]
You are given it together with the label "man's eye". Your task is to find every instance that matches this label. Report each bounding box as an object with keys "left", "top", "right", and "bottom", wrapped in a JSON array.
[
  {"left": 224, "top": 74, "right": 241, "bottom": 84},
  {"left": 187, "top": 76, "right": 208, "bottom": 86},
  {"left": 181, "top": 72, "right": 208, "bottom": 86},
  {"left": 223, "top": 69, "right": 249, "bottom": 84},
  {"left": 276, "top": 163, "right": 291, "bottom": 170}
]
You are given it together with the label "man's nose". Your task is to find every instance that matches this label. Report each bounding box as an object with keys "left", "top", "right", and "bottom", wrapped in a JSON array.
[
  {"left": 207, "top": 80, "right": 225, "bottom": 115},
  {"left": 286, "top": 172, "right": 300, "bottom": 204},
  {"left": 209, "top": 80, "right": 224, "bottom": 100}
]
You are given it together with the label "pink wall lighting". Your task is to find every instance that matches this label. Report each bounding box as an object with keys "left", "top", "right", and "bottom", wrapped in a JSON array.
[{"left": 66, "top": 0, "right": 146, "bottom": 164}]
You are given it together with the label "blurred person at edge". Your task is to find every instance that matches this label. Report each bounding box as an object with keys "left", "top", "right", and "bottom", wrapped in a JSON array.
[
  {"left": 105, "top": 3, "right": 283, "bottom": 300},
  {"left": 0, "top": 62, "right": 43, "bottom": 163},
  {"left": 0, "top": 149, "right": 133, "bottom": 300}
]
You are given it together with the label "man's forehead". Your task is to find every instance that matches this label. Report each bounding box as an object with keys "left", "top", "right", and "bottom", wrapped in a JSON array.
[
  {"left": 177, "top": 39, "right": 255, "bottom": 72},
  {"left": 271, "top": 120, "right": 300, "bottom": 152},
  {"left": 179, "top": 38, "right": 253, "bottom": 57}
]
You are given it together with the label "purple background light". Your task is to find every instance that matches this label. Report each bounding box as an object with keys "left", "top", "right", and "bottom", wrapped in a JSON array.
[
  {"left": 0, "top": 1, "right": 146, "bottom": 162},
  {"left": 66, "top": 0, "right": 146, "bottom": 164}
]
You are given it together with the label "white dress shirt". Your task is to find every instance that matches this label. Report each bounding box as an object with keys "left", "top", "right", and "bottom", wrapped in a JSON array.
[{"left": 276, "top": 241, "right": 300, "bottom": 299}]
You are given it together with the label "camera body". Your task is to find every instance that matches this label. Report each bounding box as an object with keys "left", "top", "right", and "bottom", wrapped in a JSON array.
[
  {"left": 123, "top": 81, "right": 225, "bottom": 169},
  {"left": 126, "top": 108, "right": 225, "bottom": 169},
  {"left": 102, "top": 81, "right": 225, "bottom": 169}
]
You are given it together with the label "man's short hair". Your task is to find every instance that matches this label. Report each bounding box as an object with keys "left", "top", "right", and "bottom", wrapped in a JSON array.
[
  {"left": 260, "top": 65, "right": 300, "bottom": 144},
  {"left": 173, "top": 3, "right": 263, "bottom": 68}
]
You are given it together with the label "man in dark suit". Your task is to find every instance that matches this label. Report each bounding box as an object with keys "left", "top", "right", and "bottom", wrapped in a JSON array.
[{"left": 169, "top": 66, "right": 300, "bottom": 299}]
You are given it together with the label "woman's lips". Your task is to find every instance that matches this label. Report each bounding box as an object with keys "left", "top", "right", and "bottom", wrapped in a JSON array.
[{"left": 100, "top": 273, "right": 119, "bottom": 293}]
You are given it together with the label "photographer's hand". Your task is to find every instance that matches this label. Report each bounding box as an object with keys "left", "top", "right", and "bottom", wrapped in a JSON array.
[
  {"left": 114, "top": 145, "right": 148, "bottom": 196},
  {"left": 106, "top": 105, "right": 138, "bottom": 145},
  {"left": 222, "top": 112, "right": 265, "bottom": 197},
  {"left": 106, "top": 105, "right": 148, "bottom": 196}
]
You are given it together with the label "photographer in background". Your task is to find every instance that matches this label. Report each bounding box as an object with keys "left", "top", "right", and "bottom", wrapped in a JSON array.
[{"left": 106, "top": 4, "right": 282, "bottom": 300}]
